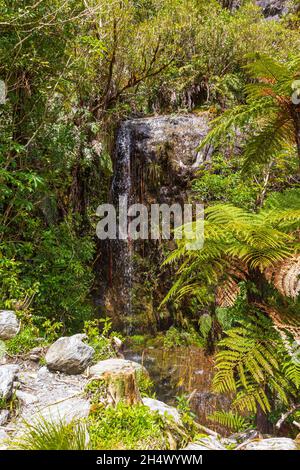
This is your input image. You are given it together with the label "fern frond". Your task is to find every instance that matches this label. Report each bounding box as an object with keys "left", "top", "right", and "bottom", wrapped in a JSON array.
[
  {"left": 283, "top": 361, "right": 300, "bottom": 389},
  {"left": 208, "top": 411, "right": 251, "bottom": 432},
  {"left": 264, "top": 255, "right": 300, "bottom": 300}
]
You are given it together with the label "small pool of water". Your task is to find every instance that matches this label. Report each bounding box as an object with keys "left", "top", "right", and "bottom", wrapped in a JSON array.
[{"left": 125, "top": 345, "right": 230, "bottom": 429}]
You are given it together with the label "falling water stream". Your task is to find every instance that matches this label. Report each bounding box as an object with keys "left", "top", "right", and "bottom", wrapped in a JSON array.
[{"left": 111, "top": 121, "right": 134, "bottom": 330}]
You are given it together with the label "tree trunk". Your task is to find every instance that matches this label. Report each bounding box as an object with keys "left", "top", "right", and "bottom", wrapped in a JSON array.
[
  {"left": 104, "top": 369, "right": 142, "bottom": 406},
  {"left": 256, "top": 402, "right": 273, "bottom": 434},
  {"left": 205, "top": 303, "right": 221, "bottom": 355},
  {"left": 291, "top": 103, "right": 300, "bottom": 170}
]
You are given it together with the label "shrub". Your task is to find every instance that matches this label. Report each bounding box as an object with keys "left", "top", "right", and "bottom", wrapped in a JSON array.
[
  {"left": 88, "top": 403, "right": 169, "bottom": 450},
  {"left": 84, "top": 318, "right": 124, "bottom": 362},
  {"left": 5, "top": 325, "right": 39, "bottom": 355},
  {"left": 163, "top": 326, "right": 204, "bottom": 349},
  {"left": 11, "top": 417, "right": 88, "bottom": 450}
]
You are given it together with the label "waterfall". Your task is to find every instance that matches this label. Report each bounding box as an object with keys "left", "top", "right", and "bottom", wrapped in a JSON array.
[
  {"left": 111, "top": 121, "right": 134, "bottom": 326},
  {"left": 107, "top": 114, "right": 210, "bottom": 330}
]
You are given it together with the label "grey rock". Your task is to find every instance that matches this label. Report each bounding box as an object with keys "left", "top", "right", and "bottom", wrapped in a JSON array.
[
  {"left": 15, "top": 396, "right": 91, "bottom": 448},
  {"left": 0, "top": 364, "right": 19, "bottom": 400},
  {"left": 185, "top": 436, "right": 227, "bottom": 450},
  {"left": 15, "top": 365, "right": 89, "bottom": 428},
  {"left": 142, "top": 397, "right": 181, "bottom": 424},
  {"left": 28, "top": 347, "right": 44, "bottom": 362},
  {"left": 256, "top": 0, "right": 290, "bottom": 18},
  {"left": 0, "top": 429, "right": 9, "bottom": 450},
  {"left": 36, "top": 365, "right": 51, "bottom": 380},
  {"left": 230, "top": 429, "right": 261, "bottom": 443},
  {"left": 243, "top": 437, "right": 298, "bottom": 450},
  {"left": 122, "top": 115, "right": 211, "bottom": 172},
  {"left": 45, "top": 334, "right": 94, "bottom": 374},
  {"left": 16, "top": 390, "right": 38, "bottom": 406},
  {"left": 0, "top": 310, "right": 20, "bottom": 340},
  {"left": 87, "top": 358, "right": 146, "bottom": 378},
  {"left": 0, "top": 410, "right": 10, "bottom": 426},
  {"left": 29, "top": 396, "right": 90, "bottom": 426}
]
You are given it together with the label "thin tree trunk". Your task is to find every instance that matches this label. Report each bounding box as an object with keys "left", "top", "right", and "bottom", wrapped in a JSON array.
[
  {"left": 255, "top": 403, "right": 273, "bottom": 434},
  {"left": 291, "top": 103, "right": 300, "bottom": 170}
]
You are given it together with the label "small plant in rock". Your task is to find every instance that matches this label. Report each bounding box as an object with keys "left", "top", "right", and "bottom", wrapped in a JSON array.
[
  {"left": 128, "top": 334, "right": 148, "bottom": 346},
  {"left": 11, "top": 417, "right": 88, "bottom": 450},
  {"left": 136, "top": 371, "right": 156, "bottom": 398},
  {"left": 175, "top": 394, "right": 197, "bottom": 438},
  {"left": 85, "top": 379, "right": 108, "bottom": 410},
  {"left": 5, "top": 315, "right": 63, "bottom": 356},
  {"left": 6, "top": 325, "right": 40, "bottom": 355},
  {"left": 41, "top": 319, "right": 63, "bottom": 343},
  {"left": 0, "top": 392, "right": 19, "bottom": 412},
  {"left": 84, "top": 318, "right": 123, "bottom": 362}
]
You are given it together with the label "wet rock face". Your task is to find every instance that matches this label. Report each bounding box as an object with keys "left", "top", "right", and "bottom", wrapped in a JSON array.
[
  {"left": 112, "top": 114, "right": 212, "bottom": 209},
  {"left": 122, "top": 114, "right": 212, "bottom": 210},
  {"left": 127, "top": 114, "right": 211, "bottom": 173},
  {"left": 106, "top": 113, "right": 211, "bottom": 329}
]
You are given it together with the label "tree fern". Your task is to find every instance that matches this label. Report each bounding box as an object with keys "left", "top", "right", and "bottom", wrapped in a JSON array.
[
  {"left": 213, "top": 314, "right": 299, "bottom": 414},
  {"left": 163, "top": 192, "right": 300, "bottom": 416},
  {"left": 199, "top": 54, "right": 300, "bottom": 169}
]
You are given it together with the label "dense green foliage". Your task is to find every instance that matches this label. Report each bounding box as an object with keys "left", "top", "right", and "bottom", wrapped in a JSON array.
[
  {"left": 1, "top": 0, "right": 299, "bottom": 329},
  {"left": 1, "top": 0, "right": 300, "bottom": 440},
  {"left": 163, "top": 10, "right": 300, "bottom": 430}
]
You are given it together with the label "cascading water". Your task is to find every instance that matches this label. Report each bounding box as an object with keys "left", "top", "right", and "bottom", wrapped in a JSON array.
[
  {"left": 108, "top": 114, "right": 211, "bottom": 330},
  {"left": 111, "top": 121, "right": 134, "bottom": 328}
]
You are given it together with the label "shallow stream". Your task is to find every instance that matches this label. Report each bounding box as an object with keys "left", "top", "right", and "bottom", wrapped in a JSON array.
[{"left": 125, "top": 345, "right": 230, "bottom": 429}]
